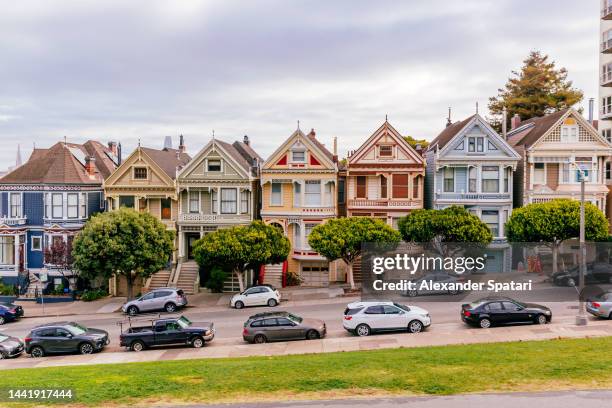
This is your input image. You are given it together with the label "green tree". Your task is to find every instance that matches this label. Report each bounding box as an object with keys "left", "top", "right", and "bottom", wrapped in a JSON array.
[
  {"left": 398, "top": 206, "right": 493, "bottom": 256},
  {"left": 307, "top": 217, "right": 401, "bottom": 290},
  {"left": 506, "top": 199, "right": 609, "bottom": 275},
  {"left": 403, "top": 136, "right": 429, "bottom": 151},
  {"left": 488, "top": 51, "right": 583, "bottom": 131},
  {"left": 193, "top": 221, "right": 290, "bottom": 292},
  {"left": 72, "top": 208, "right": 174, "bottom": 299}
]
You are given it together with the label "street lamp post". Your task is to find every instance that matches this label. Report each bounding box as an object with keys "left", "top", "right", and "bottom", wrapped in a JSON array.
[{"left": 573, "top": 162, "right": 588, "bottom": 326}]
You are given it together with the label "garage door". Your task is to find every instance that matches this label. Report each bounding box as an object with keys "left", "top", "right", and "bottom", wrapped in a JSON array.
[{"left": 300, "top": 262, "right": 329, "bottom": 287}]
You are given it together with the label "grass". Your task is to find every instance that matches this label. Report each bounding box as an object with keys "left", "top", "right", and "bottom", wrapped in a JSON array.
[{"left": 3, "top": 336, "right": 612, "bottom": 407}]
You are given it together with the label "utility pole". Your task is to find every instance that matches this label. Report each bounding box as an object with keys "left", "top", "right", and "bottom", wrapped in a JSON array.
[{"left": 575, "top": 163, "right": 587, "bottom": 326}]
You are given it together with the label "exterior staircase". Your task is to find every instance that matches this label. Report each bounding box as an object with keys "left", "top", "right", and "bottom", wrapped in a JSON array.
[
  {"left": 23, "top": 271, "right": 45, "bottom": 298},
  {"left": 173, "top": 261, "right": 199, "bottom": 295},
  {"left": 146, "top": 269, "right": 172, "bottom": 292},
  {"left": 263, "top": 263, "right": 283, "bottom": 289}
]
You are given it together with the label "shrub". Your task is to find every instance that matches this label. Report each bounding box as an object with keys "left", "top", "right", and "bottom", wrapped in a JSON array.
[
  {"left": 205, "top": 267, "right": 228, "bottom": 293},
  {"left": 285, "top": 271, "right": 302, "bottom": 286},
  {"left": 0, "top": 281, "right": 14, "bottom": 295},
  {"left": 80, "top": 288, "right": 108, "bottom": 302}
]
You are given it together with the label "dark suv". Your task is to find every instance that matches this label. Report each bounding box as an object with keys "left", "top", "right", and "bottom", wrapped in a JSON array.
[{"left": 25, "top": 322, "right": 110, "bottom": 357}]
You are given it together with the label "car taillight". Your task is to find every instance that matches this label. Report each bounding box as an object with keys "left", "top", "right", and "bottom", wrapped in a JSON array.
[
  {"left": 9, "top": 308, "right": 16, "bottom": 313},
  {"left": 592, "top": 302, "right": 601, "bottom": 308},
  {"left": 243, "top": 328, "right": 249, "bottom": 335},
  {"left": 24, "top": 337, "right": 32, "bottom": 343},
  {"left": 463, "top": 310, "right": 471, "bottom": 317},
  {"left": 344, "top": 315, "right": 352, "bottom": 320}
]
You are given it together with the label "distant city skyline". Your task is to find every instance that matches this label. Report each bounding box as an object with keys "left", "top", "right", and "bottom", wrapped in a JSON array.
[{"left": 0, "top": 0, "right": 600, "bottom": 170}]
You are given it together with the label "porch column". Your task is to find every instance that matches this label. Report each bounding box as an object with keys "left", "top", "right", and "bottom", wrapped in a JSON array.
[
  {"left": 199, "top": 190, "right": 202, "bottom": 214},
  {"left": 178, "top": 228, "right": 184, "bottom": 259},
  {"left": 476, "top": 165, "right": 482, "bottom": 193},
  {"left": 14, "top": 233, "right": 19, "bottom": 270},
  {"left": 236, "top": 188, "right": 240, "bottom": 214},
  {"left": 217, "top": 187, "right": 221, "bottom": 214},
  {"left": 499, "top": 165, "right": 503, "bottom": 193}
]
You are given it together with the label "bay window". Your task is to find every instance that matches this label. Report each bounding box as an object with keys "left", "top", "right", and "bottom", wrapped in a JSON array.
[
  {"left": 0, "top": 236, "right": 15, "bottom": 265},
  {"left": 67, "top": 193, "right": 78, "bottom": 218},
  {"left": 392, "top": 174, "right": 409, "bottom": 198},
  {"left": 80, "top": 192, "right": 87, "bottom": 218},
  {"left": 161, "top": 198, "right": 171, "bottom": 219},
  {"left": 533, "top": 163, "right": 545, "bottom": 184},
  {"left": 9, "top": 193, "right": 21, "bottom": 218},
  {"left": 52, "top": 193, "right": 63, "bottom": 218},
  {"left": 412, "top": 176, "right": 420, "bottom": 199},
  {"left": 443, "top": 168, "right": 454, "bottom": 192},
  {"left": 293, "top": 182, "right": 301, "bottom": 207},
  {"left": 304, "top": 223, "right": 317, "bottom": 249},
  {"left": 380, "top": 176, "right": 387, "bottom": 198},
  {"left": 293, "top": 224, "right": 301, "bottom": 248},
  {"left": 482, "top": 166, "right": 499, "bottom": 193},
  {"left": 241, "top": 190, "right": 249, "bottom": 214},
  {"left": 305, "top": 180, "right": 321, "bottom": 206},
  {"left": 324, "top": 182, "right": 332, "bottom": 206},
  {"left": 481, "top": 210, "right": 499, "bottom": 237},
  {"left": 189, "top": 191, "right": 199, "bottom": 213},
  {"left": 356, "top": 176, "right": 366, "bottom": 198},
  {"left": 211, "top": 190, "right": 218, "bottom": 214},
  {"left": 221, "top": 189, "right": 237, "bottom": 214},
  {"left": 271, "top": 183, "right": 282, "bottom": 206},
  {"left": 469, "top": 167, "right": 477, "bottom": 192}
]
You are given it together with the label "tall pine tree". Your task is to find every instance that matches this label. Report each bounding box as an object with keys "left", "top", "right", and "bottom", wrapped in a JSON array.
[{"left": 488, "top": 51, "right": 583, "bottom": 131}]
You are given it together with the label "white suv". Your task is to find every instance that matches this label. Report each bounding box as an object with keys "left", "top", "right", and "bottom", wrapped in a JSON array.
[
  {"left": 231, "top": 285, "right": 281, "bottom": 309},
  {"left": 343, "top": 301, "right": 431, "bottom": 336}
]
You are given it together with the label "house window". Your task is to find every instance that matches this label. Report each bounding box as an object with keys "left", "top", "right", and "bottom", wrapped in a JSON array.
[
  {"left": 80, "top": 192, "right": 87, "bottom": 218},
  {"left": 211, "top": 190, "right": 218, "bottom": 213},
  {"left": 603, "top": 129, "right": 612, "bottom": 142},
  {"left": 379, "top": 145, "right": 393, "bottom": 157},
  {"left": 533, "top": 163, "right": 545, "bottom": 184},
  {"left": 240, "top": 190, "right": 249, "bottom": 213},
  {"left": 468, "top": 137, "right": 484, "bottom": 152},
  {"left": 324, "top": 182, "right": 332, "bottom": 206},
  {"left": 133, "top": 167, "right": 147, "bottom": 179},
  {"left": 118, "top": 195, "right": 135, "bottom": 209},
  {"left": 31, "top": 236, "right": 42, "bottom": 251},
  {"left": 443, "top": 168, "right": 454, "bottom": 192},
  {"left": 392, "top": 174, "right": 409, "bottom": 198},
  {"left": 338, "top": 179, "right": 345, "bottom": 204},
  {"left": 189, "top": 191, "right": 199, "bottom": 213},
  {"left": 468, "top": 137, "right": 475, "bottom": 152},
  {"left": 477, "top": 137, "right": 484, "bottom": 152},
  {"left": 221, "top": 189, "right": 237, "bottom": 214},
  {"left": 293, "top": 223, "right": 301, "bottom": 248},
  {"left": 138, "top": 198, "right": 147, "bottom": 211},
  {"left": 607, "top": 162, "right": 611, "bottom": 181},
  {"left": 161, "top": 198, "right": 172, "bottom": 219},
  {"left": 380, "top": 175, "right": 387, "bottom": 198},
  {"left": 487, "top": 141, "right": 498, "bottom": 150},
  {"left": 482, "top": 166, "right": 499, "bottom": 193},
  {"left": 304, "top": 223, "right": 317, "bottom": 249},
  {"left": 412, "top": 176, "right": 420, "bottom": 199},
  {"left": 0, "top": 236, "right": 15, "bottom": 265},
  {"left": 67, "top": 193, "right": 78, "bottom": 218},
  {"left": 291, "top": 150, "right": 305, "bottom": 162},
  {"left": 305, "top": 180, "right": 321, "bottom": 206},
  {"left": 481, "top": 210, "right": 499, "bottom": 237},
  {"left": 207, "top": 160, "right": 222, "bottom": 172},
  {"left": 271, "top": 183, "right": 282, "bottom": 206},
  {"left": 561, "top": 126, "right": 578, "bottom": 142},
  {"left": 469, "top": 167, "right": 477, "bottom": 192},
  {"left": 9, "top": 193, "right": 21, "bottom": 218},
  {"left": 356, "top": 176, "right": 367, "bottom": 198},
  {"left": 293, "top": 182, "right": 301, "bottom": 207},
  {"left": 52, "top": 193, "right": 63, "bottom": 218},
  {"left": 504, "top": 168, "right": 510, "bottom": 193}
]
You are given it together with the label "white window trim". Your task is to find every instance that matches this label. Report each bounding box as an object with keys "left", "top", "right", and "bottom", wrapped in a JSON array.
[
  {"left": 290, "top": 150, "right": 306, "bottom": 163},
  {"left": 133, "top": 166, "right": 148, "bottom": 180},
  {"left": 31, "top": 236, "right": 42, "bottom": 251},
  {"left": 378, "top": 144, "right": 394, "bottom": 158},
  {"left": 206, "top": 158, "right": 223, "bottom": 173},
  {"left": 533, "top": 163, "right": 546, "bottom": 185},
  {"left": 560, "top": 125, "right": 579, "bottom": 143},
  {"left": 270, "top": 183, "right": 283, "bottom": 206},
  {"left": 443, "top": 167, "right": 455, "bottom": 193},
  {"left": 9, "top": 192, "right": 22, "bottom": 218},
  {"left": 67, "top": 193, "right": 79, "bottom": 219},
  {"left": 188, "top": 190, "right": 200, "bottom": 214}
]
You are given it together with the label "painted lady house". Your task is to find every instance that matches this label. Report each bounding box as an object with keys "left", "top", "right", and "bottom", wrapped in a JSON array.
[
  {"left": 103, "top": 137, "right": 190, "bottom": 296},
  {"left": 0, "top": 140, "right": 118, "bottom": 292},
  {"left": 426, "top": 113, "right": 520, "bottom": 272},
  {"left": 175, "top": 135, "right": 261, "bottom": 292},
  {"left": 260, "top": 128, "right": 340, "bottom": 287}
]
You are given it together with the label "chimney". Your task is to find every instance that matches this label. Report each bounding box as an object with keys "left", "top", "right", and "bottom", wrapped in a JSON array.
[
  {"left": 446, "top": 107, "right": 452, "bottom": 127},
  {"left": 243, "top": 135, "right": 250, "bottom": 146},
  {"left": 117, "top": 142, "right": 122, "bottom": 165},
  {"left": 178, "top": 134, "right": 186, "bottom": 153},
  {"left": 415, "top": 143, "right": 423, "bottom": 155},
  {"left": 502, "top": 107, "right": 508, "bottom": 139},
  {"left": 332, "top": 137, "right": 338, "bottom": 163},
  {"left": 85, "top": 156, "right": 96, "bottom": 177},
  {"left": 511, "top": 114, "right": 521, "bottom": 130},
  {"left": 107, "top": 141, "right": 118, "bottom": 156},
  {"left": 163, "top": 136, "right": 173, "bottom": 150},
  {"left": 16, "top": 144, "right": 22, "bottom": 167},
  {"left": 589, "top": 98, "right": 594, "bottom": 124},
  {"left": 308, "top": 128, "right": 316, "bottom": 139}
]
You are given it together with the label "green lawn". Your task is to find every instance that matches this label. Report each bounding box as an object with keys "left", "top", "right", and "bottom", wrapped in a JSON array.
[{"left": 3, "top": 336, "right": 612, "bottom": 407}]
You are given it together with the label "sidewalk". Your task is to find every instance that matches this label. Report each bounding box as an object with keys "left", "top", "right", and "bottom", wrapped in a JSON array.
[
  {"left": 14, "top": 296, "right": 127, "bottom": 318},
  {"left": 2, "top": 317, "right": 611, "bottom": 371}
]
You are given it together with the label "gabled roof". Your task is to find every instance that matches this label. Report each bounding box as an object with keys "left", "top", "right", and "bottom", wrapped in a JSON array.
[
  {"left": 232, "top": 140, "right": 263, "bottom": 167},
  {"left": 139, "top": 147, "right": 191, "bottom": 179},
  {"left": 507, "top": 109, "right": 569, "bottom": 147},
  {"left": 428, "top": 115, "right": 475, "bottom": 151},
  {"left": 348, "top": 120, "right": 424, "bottom": 164},
  {"left": 263, "top": 128, "right": 336, "bottom": 170},
  {"left": 0, "top": 141, "right": 118, "bottom": 184}
]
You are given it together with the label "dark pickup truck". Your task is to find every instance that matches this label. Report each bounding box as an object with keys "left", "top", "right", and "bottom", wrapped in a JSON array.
[{"left": 119, "top": 315, "right": 214, "bottom": 352}]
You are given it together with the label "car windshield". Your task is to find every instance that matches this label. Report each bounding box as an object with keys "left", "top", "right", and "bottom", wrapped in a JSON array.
[
  {"left": 0, "top": 334, "right": 8, "bottom": 342},
  {"left": 286, "top": 313, "right": 303, "bottom": 324},
  {"left": 66, "top": 323, "right": 87, "bottom": 335},
  {"left": 177, "top": 316, "right": 192, "bottom": 329},
  {"left": 393, "top": 303, "right": 410, "bottom": 312}
]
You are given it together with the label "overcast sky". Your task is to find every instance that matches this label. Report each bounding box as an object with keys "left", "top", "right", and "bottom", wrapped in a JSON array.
[{"left": 0, "top": 0, "right": 600, "bottom": 170}]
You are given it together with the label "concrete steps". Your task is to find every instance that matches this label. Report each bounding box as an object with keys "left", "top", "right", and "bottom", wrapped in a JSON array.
[
  {"left": 147, "top": 269, "right": 172, "bottom": 291},
  {"left": 263, "top": 263, "right": 283, "bottom": 289},
  {"left": 175, "top": 261, "right": 199, "bottom": 295}
]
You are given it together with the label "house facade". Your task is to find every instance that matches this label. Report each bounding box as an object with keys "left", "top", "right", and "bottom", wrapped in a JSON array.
[
  {"left": 508, "top": 108, "right": 612, "bottom": 217},
  {"left": 426, "top": 114, "right": 520, "bottom": 272},
  {"left": 260, "top": 129, "right": 340, "bottom": 287},
  {"left": 175, "top": 136, "right": 261, "bottom": 291},
  {"left": 346, "top": 120, "right": 425, "bottom": 228},
  {"left": 103, "top": 139, "right": 190, "bottom": 295},
  {"left": 0, "top": 140, "right": 118, "bottom": 287}
]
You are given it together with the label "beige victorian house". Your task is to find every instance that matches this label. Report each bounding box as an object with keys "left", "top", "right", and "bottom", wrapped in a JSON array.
[{"left": 103, "top": 139, "right": 191, "bottom": 296}]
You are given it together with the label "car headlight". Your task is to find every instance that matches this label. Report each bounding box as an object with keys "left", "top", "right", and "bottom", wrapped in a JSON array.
[
  {"left": 205, "top": 330, "right": 212, "bottom": 336},
  {"left": 544, "top": 310, "right": 551, "bottom": 315},
  {"left": 420, "top": 314, "right": 429, "bottom": 319}
]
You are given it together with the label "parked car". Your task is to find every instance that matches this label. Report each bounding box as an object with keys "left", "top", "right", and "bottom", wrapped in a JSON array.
[
  {"left": 231, "top": 285, "right": 281, "bottom": 309},
  {"left": 122, "top": 288, "right": 188, "bottom": 315},
  {"left": 342, "top": 301, "right": 431, "bottom": 336},
  {"left": 242, "top": 311, "right": 326, "bottom": 343},
  {"left": 461, "top": 297, "right": 552, "bottom": 328},
  {"left": 25, "top": 322, "right": 110, "bottom": 357},
  {"left": 587, "top": 291, "right": 612, "bottom": 319},
  {"left": 0, "top": 302, "right": 24, "bottom": 325},
  {"left": 405, "top": 273, "right": 466, "bottom": 297},
  {"left": 119, "top": 315, "right": 214, "bottom": 351},
  {"left": 0, "top": 333, "right": 24, "bottom": 359},
  {"left": 552, "top": 262, "right": 612, "bottom": 287}
]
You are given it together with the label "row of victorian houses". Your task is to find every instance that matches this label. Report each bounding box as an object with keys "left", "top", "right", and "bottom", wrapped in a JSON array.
[{"left": 1, "top": 107, "right": 611, "bottom": 295}]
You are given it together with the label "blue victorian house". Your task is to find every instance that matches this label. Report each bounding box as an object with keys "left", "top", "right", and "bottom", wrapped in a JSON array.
[
  {"left": 425, "top": 113, "right": 520, "bottom": 272},
  {"left": 0, "top": 140, "right": 119, "bottom": 289}
]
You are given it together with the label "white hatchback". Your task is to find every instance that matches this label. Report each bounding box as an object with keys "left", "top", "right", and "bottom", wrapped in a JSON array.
[
  {"left": 231, "top": 285, "right": 281, "bottom": 309},
  {"left": 343, "top": 301, "right": 431, "bottom": 336}
]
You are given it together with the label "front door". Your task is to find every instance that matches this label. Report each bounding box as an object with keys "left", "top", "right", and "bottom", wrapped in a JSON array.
[{"left": 186, "top": 233, "right": 200, "bottom": 260}]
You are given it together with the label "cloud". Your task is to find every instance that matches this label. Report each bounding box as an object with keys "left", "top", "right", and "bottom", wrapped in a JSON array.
[{"left": 0, "top": 0, "right": 598, "bottom": 168}]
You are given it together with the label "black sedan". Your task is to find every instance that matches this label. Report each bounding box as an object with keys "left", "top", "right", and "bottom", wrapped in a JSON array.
[
  {"left": 0, "top": 333, "right": 24, "bottom": 359},
  {"left": 25, "top": 322, "right": 110, "bottom": 357},
  {"left": 461, "top": 297, "right": 552, "bottom": 328},
  {"left": 552, "top": 262, "right": 612, "bottom": 287},
  {"left": 0, "top": 302, "right": 24, "bottom": 325}
]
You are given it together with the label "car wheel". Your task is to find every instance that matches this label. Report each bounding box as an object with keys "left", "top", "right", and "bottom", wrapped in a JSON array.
[
  {"left": 79, "top": 343, "right": 94, "bottom": 355},
  {"left": 234, "top": 301, "right": 244, "bottom": 309},
  {"left": 355, "top": 324, "right": 371, "bottom": 337},
  {"left": 407, "top": 289, "right": 418, "bottom": 297},
  {"left": 130, "top": 340, "right": 145, "bottom": 352},
  {"left": 567, "top": 278, "right": 576, "bottom": 287},
  {"left": 535, "top": 314, "right": 547, "bottom": 325},
  {"left": 30, "top": 346, "right": 45, "bottom": 358},
  {"left": 164, "top": 303, "right": 177, "bottom": 313},
  {"left": 253, "top": 334, "right": 267, "bottom": 344},
  {"left": 408, "top": 320, "right": 424, "bottom": 333},
  {"left": 0, "top": 351, "right": 6, "bottom": 360},
  {"left": 191, "top": 336, "right": 204, "bottom": 348},
  {"left": 479, "top": 318, "right": 492, "bottom": 329},
  {"left": 0, "top": 316, "right": 5, "bottom": 325},
  {"left": 306, "top": 330, "right": 319, "bottom": 340},
  {"left": 267, "top": 298, "right": 278, "bottom": 307},
  {"left": 127, "top": 306, "right": 139, "bottom": 316}
]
